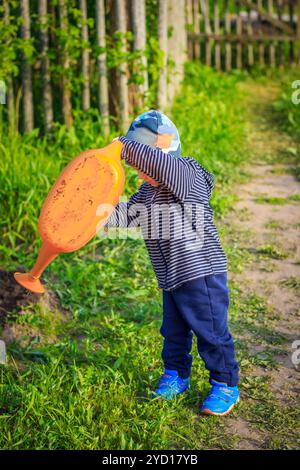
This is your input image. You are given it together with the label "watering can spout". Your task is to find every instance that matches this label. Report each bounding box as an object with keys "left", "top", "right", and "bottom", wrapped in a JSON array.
[
  {"left": 14, "top": 140, "right": 125, "bottom": 294},
  {"left": 14, "top": 242, "right": 58, "bottom": 293}
]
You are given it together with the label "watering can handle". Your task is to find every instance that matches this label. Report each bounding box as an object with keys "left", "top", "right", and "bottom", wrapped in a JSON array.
[
  {"left": 76, "top": 140, "right": 123, "bottom": 162},
  {"left": 102, "top": 140, "right": 123, "bottom": 161}
]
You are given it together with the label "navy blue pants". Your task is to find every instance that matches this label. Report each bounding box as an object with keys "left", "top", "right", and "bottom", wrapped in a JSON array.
[{"left": 160, "top": 273, "right": 239, "bottom": 386}]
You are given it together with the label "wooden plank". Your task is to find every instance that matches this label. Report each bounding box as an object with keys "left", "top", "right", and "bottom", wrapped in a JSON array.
[
  {"left": 268, "top": 0, "right": 275, "bottom": 66},
  {"left": 257, "top": 0, "right": 265, "bottom": 66},
  {"left": 236, "top": 1, "right": 242, "bottom": 68},
  {"left": 239, "top": 0, "right": 294, "bottom": 35},
  {"left": 157, "top": 0, "right": 168, "bottom": 109},
  {"left": 289, "top": 0, "right": 295, "bottom": 64},
  {"left": 277, "top": 0, "right": 283, "bottom": 66},
  {"left": 214, "top": 0, "right": 221, "bottom": 70},
  {"left": 225, "top": 0, "right": 232, "bottom": 70},
  {"left": 247, "top": 4, "right": 254, "bottom": 66},
  {"left": 193, "top": 0, "right": 200, "bottom": 60},
  {"left": 188, "top": 32, "right": 296, "bottom": 42},
  {"left": 200, "top": 0, "right": 211, "bottom": 66},
  {"left": 187, "top": 0, "right": 194, "bottom": 60},
  {"left": 187, "top": 0, "right": 193, "bottom": 27},
  {"left": 297, "top": 0, "right": 300, "bottom": 65}
]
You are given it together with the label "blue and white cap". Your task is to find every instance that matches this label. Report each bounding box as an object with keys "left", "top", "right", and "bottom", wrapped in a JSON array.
[{"left": 125, "top": 110, "right": 181, "bottom": 157}]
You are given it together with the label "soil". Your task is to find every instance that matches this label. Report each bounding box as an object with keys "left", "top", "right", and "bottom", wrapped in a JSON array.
[
  {"left": 0, "top": 268, "right": 63, "bottom": 345},
  {"left": 223, "top": 80, "right": 300, "bottom": 449}
]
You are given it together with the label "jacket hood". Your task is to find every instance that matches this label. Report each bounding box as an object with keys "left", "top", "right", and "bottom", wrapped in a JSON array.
[{"left": 125, "top": 110, "right": 181, "bottom": 158}]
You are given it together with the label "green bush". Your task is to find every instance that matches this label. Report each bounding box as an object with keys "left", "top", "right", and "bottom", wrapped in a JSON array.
[{"left": 273, "top": 73, "right": 300, "bottom": 139}]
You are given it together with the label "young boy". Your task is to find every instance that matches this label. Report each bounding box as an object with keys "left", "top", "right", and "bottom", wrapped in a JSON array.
[{"left": 106, "top": 110, "right": 239, "bottom": 416}]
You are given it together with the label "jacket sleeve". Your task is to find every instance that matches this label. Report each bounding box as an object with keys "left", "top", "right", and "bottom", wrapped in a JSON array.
[
  {"left": 119, "top": 136, "right": 197, "bottom": 201},
  {"left": 104, "top": 188, "right": 143, "bottom": 228}
]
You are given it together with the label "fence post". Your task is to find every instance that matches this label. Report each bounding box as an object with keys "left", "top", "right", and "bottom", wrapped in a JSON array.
[
  {"left": 225, "top": 0, "right": 232, "bottom": 71},
  {"left": 193, "top": 0, "right": 200, "bottom": 60},
  {"left": 246, "top": 5, "right": 254, "bottom": 66},
  {"left": 297, "top": 0, "right": 300, "bottom": 66},
  {"left": 257, "top": 0, "right": 265, "bottom": 66},
  {"left": 236, "top": 0, "right": 242, "bottom": 68},
  {"left": 288, "top": 0, "right": 295, "bottom": 64},
  {"left": 186, "top": 0, "right": 194, "bottom": 59},
  {"left": 214, "top": 1, "right": 221, "bottom": 70},
  {"left": 277, "top": 0, "right": 283, "bottom": 66},
  {"left": 268, "top": 0, "right": 275, "bottom": 67},
  {"left": 200, "top": 0, "right": 211, "bottom": 66}
]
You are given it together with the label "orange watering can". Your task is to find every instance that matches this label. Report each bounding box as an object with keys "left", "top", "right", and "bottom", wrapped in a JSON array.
[{"left": 14, "top": 141, "right": 125, "bottom": 294}]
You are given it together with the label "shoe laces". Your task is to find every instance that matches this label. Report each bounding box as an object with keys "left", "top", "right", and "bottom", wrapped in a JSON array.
[{"left": 208, "top": 385, "right": 235, "bottom": 403}]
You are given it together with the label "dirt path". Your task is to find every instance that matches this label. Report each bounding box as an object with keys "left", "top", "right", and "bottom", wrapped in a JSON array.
[{"left": 223, "top": 81, "right": 300, "bottom": 449}]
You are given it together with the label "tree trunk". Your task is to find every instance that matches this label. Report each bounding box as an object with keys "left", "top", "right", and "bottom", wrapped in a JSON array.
[
  {"left": 186, "top": 0, "right": 193, "bottom": 59},
  {"left": 96, "top": 0, "right": 110, "bottom": 135},
  {"left": 157, "top": 0, "right": 168, "bottom": 111},
  {"left": 39, "top": 0, "right": 53, "bottom": 132},
  {"left": 115, "top": 0, "right": 129, "bottom": 131},
  {"left": 131, "top": 0, "right": 148, "bottom": 103},
  {"left": 139, "top": 0, "right": 148, "bottom": 96},
  {"left": 167, "top": 0, "right": 187, "bottom": 104},
  {"left": 80, "top": 0, "right": 90, "bottom": 111},
  {"left": 20, "top": 0, "right": 34, "bottom": 132},
  {"left": 59, "top": 0, "right": 73, "bottom": 128},
  {"left": 3, "top": 0, "right": 15, "bottom": 133}
]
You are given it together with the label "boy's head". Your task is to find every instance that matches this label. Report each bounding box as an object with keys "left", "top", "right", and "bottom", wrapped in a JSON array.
[
  {"left": 125, "top": 110, "right": 181, "bottom": 187},
  {"left": 125, "top": 110, "right": 181, "bottom": 157}
]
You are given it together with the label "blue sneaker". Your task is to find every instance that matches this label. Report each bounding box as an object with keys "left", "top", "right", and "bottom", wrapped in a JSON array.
[
  {"left": 152, "top": 369, "right": 190, "bottom": 400},
  {"left": 200, "top": 380, "right": 240, "bottom": 416}
]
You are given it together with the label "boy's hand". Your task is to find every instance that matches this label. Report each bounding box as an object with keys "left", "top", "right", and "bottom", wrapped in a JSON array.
[{"left": 110, "top": 137, "right": 120, "bottom": 143}]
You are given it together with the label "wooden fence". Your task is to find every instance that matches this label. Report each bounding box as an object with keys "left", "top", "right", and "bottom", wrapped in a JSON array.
[{"left": 187, "top": 0, "right": 300, "bottom": 69}]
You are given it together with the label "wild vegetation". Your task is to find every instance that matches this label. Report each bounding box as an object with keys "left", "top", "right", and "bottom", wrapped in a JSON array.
[
  {"left": 0, "top": 0, "right": 186, "bottom": 134},
  {"left": 0, "top": 62, "right": 250, "bottom": 449},
  {"left": 0, "top": 0, "right": 299, "bottom": 452}
]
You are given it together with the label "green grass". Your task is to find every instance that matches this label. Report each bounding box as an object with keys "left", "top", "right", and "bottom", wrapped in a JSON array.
[
  {"left": 255, "top": 195, "right": 300, "bottom": 205},
  {"left": 1, "top": 65, "right": 299, "bottom": 449},
  {"left": 254, "top": 244, "right": 290, "bottom": 260},
  {"left": 0, "top": 63, "right": 249, "bottom": 450},
  {"left": 273, "top": 71, "right": 300, "bottom": 180},
  {"left": 279, "top": 276, "right": 300, "bottom": 291},
  {"left": 255, "top": 196, "right": 289, "bottom": 205},
  {"left": 241, "top": 375, "right": 300, "bottom": 450},
  {"left": 265, "top": 220, "right": 284, "bottom": 230}
]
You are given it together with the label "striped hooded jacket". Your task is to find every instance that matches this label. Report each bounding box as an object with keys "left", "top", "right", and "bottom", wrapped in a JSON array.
[{"left": 106, "top": 136, "right": 228, "bottom": 291}]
